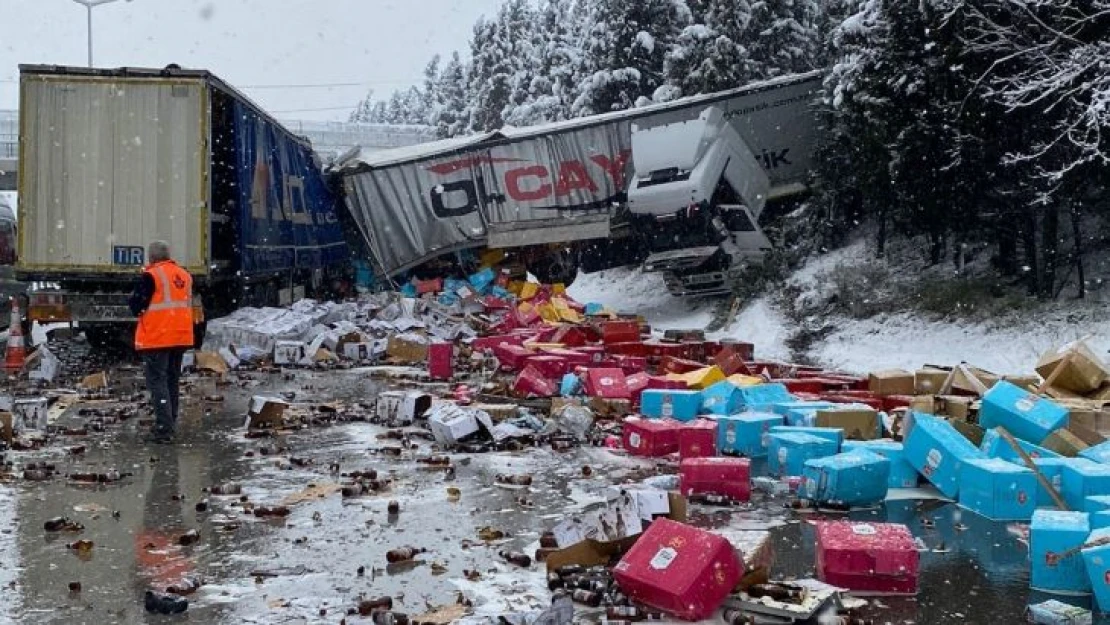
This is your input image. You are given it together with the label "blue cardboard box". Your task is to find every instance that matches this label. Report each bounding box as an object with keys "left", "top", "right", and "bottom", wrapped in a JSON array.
[
  {"left": 585, "top": 303, "right": 604, "bottom": 316},
  {"left": 1094, "top": 511, "right": 1110, "bottom": 530},
  {"left": 1083, "top": 527, "right": 1110, "bottom": 611},
  {"left": 700, "top": 381, "right": 742, "bottom": 416},
  {"left": 980, "top": 428, "right": 1061, "bottom": 463},
  {"left": 767, "top": 432, "right": 838, "bottom": 477},
  {"left": 468, "top": 268, "right": 496, "bottom": 293},
  {"left": 737, "top": 384, "right": 795, "bottom": 412},
  {"left": 979, "top": 381, "right": 1068, "bottom": 444},
  {"left": 957, "top": 458, "right": 1037, "bottom": 521},
  {"left": 1086, "top": 495, "right": 1110, "bottom": 513},
  {"left": 843, "top": 440, "right": 919, "bottom": 488},
  {"left": 560, "top": 374, "right": 581, "bottom": 397},
  {"left": 903, "top": 413, "right": 985, "bottom": 498},
  {"left": 1030, "top": 510, "right": 1091, "bottom": 593},
  {"left": 772, "top": 401, "right": 839, "bottom": 427},
  {"left": 640, "top": 389, "right": 702, "bottom": 422},
  {"left": 769, "top": 425, "right": 843, "bottom": 449},
  {"left": 1062, "top": 460, "right": 1110, "bottom": 511},
  {"left": 801, "top": 449, "right": 890, "bottom": 506},
  {"left": 717, "top": 413, "right": 783, "bottom": 458},
  {"left": 1032, "top": 457, "right": 1079, "bottom": 509},
  {"left": 1080, "top": 440, "right": 1110, "bottom": 465}
]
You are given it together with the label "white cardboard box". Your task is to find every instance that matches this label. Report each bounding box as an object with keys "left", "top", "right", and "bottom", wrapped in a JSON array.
[
  {"left": 13, "top": 397, "right": 49, "bottom": 432},
  {"left": 427, "top": 403, "right": 481, "bottom": 446},
  {"left": 375, "top": 390, "right": 432, "bottom": 424},
  {"left": 342, "top": 342, "right": 373, "bottom": 361},
  {"left": 273, "top": 341, "right": 307, "bottom": 366}
]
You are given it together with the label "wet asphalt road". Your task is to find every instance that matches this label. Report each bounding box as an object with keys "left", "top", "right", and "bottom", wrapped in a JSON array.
[{"left": 0, "top": 356, "right": 1102, "bottom": 624}]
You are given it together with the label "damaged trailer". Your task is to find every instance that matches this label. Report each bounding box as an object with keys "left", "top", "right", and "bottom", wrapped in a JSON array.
[{"left": 335, "top": 71, "right": 824, "bottom": 296}]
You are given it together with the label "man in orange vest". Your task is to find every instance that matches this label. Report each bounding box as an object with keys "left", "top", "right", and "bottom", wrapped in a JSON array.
[{"left": 129, "top": 241, "right": 194, "bottom": 444}]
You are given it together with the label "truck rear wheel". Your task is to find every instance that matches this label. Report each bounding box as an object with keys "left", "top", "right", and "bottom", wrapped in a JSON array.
[{"left": 529, "top": 249, "right": 579, "bottom": 287}]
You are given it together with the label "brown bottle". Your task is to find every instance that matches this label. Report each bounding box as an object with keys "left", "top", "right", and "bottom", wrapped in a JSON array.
[
  {"left": 547, "top": 571, "right": 564, "bottom": 591},
  {"left": 748, "top": 583, "right": 803, "bottom": 602},
  {"left": 177, "top": 529, "right": 201, "bottom": 546},
  {"left": 253, "top": 506, "right": 291, "bottom": 518},
  {"left": 341, "top": 485, "right": 364, "bottom": 498},
  {"left": 23, "top": 469, "right": 51, "bottom": 481},
  {"left": 495, "top": 474, "right": 533, "bottom": 486},
  {"left": 371, "top": 612, "right": 409, "bottom": 625},
  {"left": 385, "top": 546, "right": 426, "bottom": 563},
  {"left": 387, "top": 500, "right": 400, "bottom": 514},
  {"left": 357, "top": 596, "right": 393, "bottom": 615},
  {"left": 69, "top": 472, "right": 99, "bottom": 483},
  {"left": 67, "top": 539, "right": 94, "bottom": 552},
  {"left": 378, "top": 447, "right": 403, "bottom": 456},
  {"left": 44, "top": 517, "right": 83, "bottom": 532},
  {"left": 570, "top": 588, "right": 602, "bottom": 607},
  {"left": 208, "top": 483, "right": 242, "bottom": 495},
  {"left": 417, "top": 456, "right": 451, "bottom": 466},
  {"left": 166, "top": 577, "right": 201, "bottom": 595},
  {"left": 539, "top": 531, "right": 558, "bottom": 549},
  {"left": 722, "top": 608, "right": 752, "bottom": 625},
  {"left": 499, "top": 550, "right": 531, "bottom": 567}
]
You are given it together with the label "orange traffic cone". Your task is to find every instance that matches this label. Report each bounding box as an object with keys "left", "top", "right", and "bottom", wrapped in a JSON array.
[{"left": 5, "top": 297, "right": 26, "bottom": 371}]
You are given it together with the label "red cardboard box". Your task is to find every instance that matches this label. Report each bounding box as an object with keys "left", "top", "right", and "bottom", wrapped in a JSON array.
[
  {"left": 577, "top": 345, "right": 608, "bottom": 363},
  {"left": 882, "top": 395, "right": 914, "bottom": 412},
  {"left": 513, "top": 365, "right": 557, "bottom": 398},
  {"left": 515, "top": 306, "right": 541, "bottom": 327},
  {"left": 814, "top": 377, "right": 857, "bottom": 392},
  {"left": 643, "top": 340, "right": 690, "bottom": 359},
  {"left": 601, "top": 320, "right": 640, "bottom": 344},
  {"left": 815, "top": 521, "right": 919, "bottom": 596},
  {"left": 427, "top": 343, "right": 453, "bottom": 380},
  {"left": 714, "top": 350, "right": 752, "bottom": 376},
  {"left": 826, "top": 375, "right": 871, "bottom": 391},
  {"left": 627, "top": 372, "right": 650, "bottom": 406},
  {"left": 679, "top": 419, "right": 718, "bottom": 459},
  {"left": 544, "top": 348, "right": 591, "bottom": 368},
  {"left": 680, "top": 341, "right": 707, "bottom": 363},
  {"left": 679, "top": 457, "right": 751, "bottom": 502},
  {"left": 416, "top": 278, "right": 443, "bottom": 294},
  {"left": 521, "top": 354, "right": 570, "bottom": 379},
  {"left": 822, "top": 394, "right": 885, "bottom": 411},
  {"left": 613, "top": 354, "right": 648, "bottom": 375},
  {"left": 716, "top": 340, "right": 755, "bottom": 362},
  {"left": 622, "top": 417, "right": 681, "bottom": 457},
  {"left": 481, "top": 295, "right": 512, "bottom": 310},
  {"left": 584, "top": 368, "right": 630, "bottom": 399},
  {"left": 471, "top": 334, "right": 523, "bottom": 354},
  {"left": 494, "top": 344, "right": 533, "bottom": 371},
  {"left": 662, "top": 356, "right": 705, "bottom": 375},
  {"left": 607, "top": 341, "right": 648, "bottom": 357},
  {"left": 613, "top": 518, "right": 743, "bottom": 621},
  {"left": 647, "top": 376, "right": 688, "bottom": 391},
  {"left": 748, "top": 361, "right": 785, "bottom": 379},
  {"left": 774, "top": 378, "right": 825, "bottom": 395},
  {"left": 550, "top": 326, "right": 587, "bottom": 347}
]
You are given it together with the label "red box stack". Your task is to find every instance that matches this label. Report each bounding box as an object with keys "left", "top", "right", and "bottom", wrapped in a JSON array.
[
  {"left": 661, "top": 356, "right": 705, "bottom": 375},
  {"left": 815, "top": 521, "right": 919, "bottom": 596},
  {"left": 513, "top": 365, "right": 557, "bottom": 398},
  {"left": 427, "top": 343, "right": 453, "bottom": 380},
  {"left": 521, "top": 354, "right": 569, "bottom": 379},
  {"left": 471, "top": 334, "right": 523, "bottom": 354},
  {"left": 622, "top": 417, "right": 681, "bottom": 457},
  {"left": 678, "top": 419, "right": 718, "bottom": 459},
  {"left": 607, "top": 342, "right": 648, "bottom": 357},
  {"left": 613, "top": 518, "right": 743, "bottom": 621},
  {"left": 494, "top": 344, "right": 532, "bottom": 371},
  {"left": 775, "top": 378, "right": 825, "bottom": 395},
  {"left": 600, "top": 320, "right": 640, "bottom": 344},
  {"left": 550, "top": 326, "right": 587, "bottom": 347},
  {"left": 612, "top": 354, "right": 648, "bottom": 375},
  {"left": 584, "top": 368, "right": 630, "bottom": 399},
  {"left": 678, "top": 457, "right": 751, "bottom": 502}
]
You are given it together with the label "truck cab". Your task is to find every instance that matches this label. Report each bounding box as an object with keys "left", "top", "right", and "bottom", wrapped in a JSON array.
[{"left": 628, "top": 106, "right": 773, "bottom": 297}]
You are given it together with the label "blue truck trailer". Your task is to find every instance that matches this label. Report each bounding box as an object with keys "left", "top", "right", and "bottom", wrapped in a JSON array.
[{"left": 14, "top": 65, "right": 349, "bottom": 347}]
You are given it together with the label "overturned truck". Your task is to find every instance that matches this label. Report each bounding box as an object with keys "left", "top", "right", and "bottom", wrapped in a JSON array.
[{"left": 336, "top": 71, "right": 824, "bottom": 297}]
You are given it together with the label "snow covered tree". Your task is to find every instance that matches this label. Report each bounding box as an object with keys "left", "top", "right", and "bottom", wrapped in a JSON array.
[
  {"left": 504, "top": 0, "right": 587, "bottom": 125},
  {"left": 466, "top": 0, "right": 538, "bottom": 132},
  {"left": 430, "top": 51, "right": 470, "bottom": 138},
  {"left": 572, "top": 0, "right": 693, "bottom": 115},
  {"left": 659, "top": 0, "right": 755, "bottom": 100},
  {"left": 420, "top": 55, "right": 442, "bottom": 125},
  {"left": 745, "top": 0, "right": 822, "bottom": 79}
]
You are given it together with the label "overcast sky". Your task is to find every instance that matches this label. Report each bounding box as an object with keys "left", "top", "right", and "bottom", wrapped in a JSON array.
[{"left": 0, "top": 0, "right": 504, "bottom": 121}]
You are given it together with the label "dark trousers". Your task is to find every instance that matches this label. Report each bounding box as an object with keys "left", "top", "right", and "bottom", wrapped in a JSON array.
[{"left": 142, "top": 348, "right": 186, "bottom": 436}]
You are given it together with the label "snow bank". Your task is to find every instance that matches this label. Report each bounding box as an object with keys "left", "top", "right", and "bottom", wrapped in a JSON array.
[
  {"left": 714, "top": 297, "right": 792, "bottom": 362},
  {"left": 568, "top": 267, "right": 714, "bottom": 331}
]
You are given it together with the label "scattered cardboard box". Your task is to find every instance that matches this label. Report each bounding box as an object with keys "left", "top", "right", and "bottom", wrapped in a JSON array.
[
  {"left": 375, "top": 391, "right": 433, "bottom": 424},
  {"left": 1037, "top": 342, "right": 1110, "bottom": 395},
  {"left": 194, "top": 351, "right": 229, "bottom": 374},
  {"left": 387, "top": 334, "right": 429, "bottom": 364},
  {"left": 816, "top": 408, "right": 880, "bottom": 440},
  {"left": 245, "top": 396, "right": 288, "bottom": 429},
  {"left": 939, "top": 395, "right": 974, "bottom": 421},
  {"left": 273, "top": 341, "right": 307, "bottom": 366},
  {"left": 948, "top": 418, "right": 986, "bottom": 447},
  {"left": 12, "top": 398, "right": 48, "bottom": 432},
  {"left": 80, "top": 372, "right": 108, "bottom": 389},
  {"left": 915, "top": 369, "right": 949, "bottom": 395},
  {"left": 1042, "top": 429, "right": 1089, "bottom": 458},
  {"left": 869, "top": 369, "right": 915, "bottom": 397}
]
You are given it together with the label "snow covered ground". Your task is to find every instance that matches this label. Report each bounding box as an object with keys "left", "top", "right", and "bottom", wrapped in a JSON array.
[{"left": 570, "top": 255, "right": 1109, "bottom": 376}]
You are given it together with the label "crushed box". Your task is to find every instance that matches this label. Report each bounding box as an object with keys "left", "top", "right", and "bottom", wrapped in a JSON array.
[
  {"left": 700, "top": 380, "right": 742, "bottom": 416},
  {"left": 679, "top": 457, "right": 751, "bottom": 502},
  {"left": 958, "top": 458, "right": 1037, "bottom": 521},
  {"left": 717, "top": 413, "right": 783, "bottom": 458},
  {"left": 612, "top": 518, "right": 743, "bottom": 621},
  {"left": 513, "top": 365, "right": 557, "bottom": 398},
  {"left": 768, "top": 432, "right": 839, "bottom": 477},
  {"left": 1030, "top": 510, "right": 1091, "bottom": 593},
  {"left": 979, "top": 427, "right": 1061, "bottom": 463},
  {"left": 584, "top": 368, "right": 630, "bottom": 399},
  {"left": 980, "top": 380, "right": 1068, "bottom": 444},
  {"left": 678, "top": 419, "right": 718, "bottom": 459},
  {"left": 842, "top": 440, "right": 919, "bottom": 488},
  {"left": 736, "top": 384, "right": 795, "bottom": 412},
  {"left": 1037, "top": 342, "right": 1110, "bottom": 395},
  {"left": 815, "top": 521, "right": 918, "bottom": 595},
  {"left": 640, "top": 389, "right": 702, "bottom": 422},
  {"left": 801, "top": 449, "right": 890, "bottom": 507},
  {"left": 902, "top": 413, "right": 985, "bottom": 498}
]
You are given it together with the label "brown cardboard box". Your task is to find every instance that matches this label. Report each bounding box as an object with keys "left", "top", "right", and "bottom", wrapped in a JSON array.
[
  {"left": 816, "top": 408, "right": 880, "bottom": 440},
  {"left": 1089, "top": 382, "right": 1110, "bottom": 402},
  {"left": 1057, "top": 398, "right": 1102, "bottom": 432},
  {"left": 80, "top": 372, "right": 108, "bottom": 389},
  {"left": 939, "top": 396, "right": 974, "bottom": 421},
  {"left": 0, "top": 412, "right": 10, "bottom": 445},
  {"left": 246, "top": 396, "right": 288, "bottom": 430},
  {"left": 1001, "top": 374, "right": 1040, "bottom": 392},
  {"left": 948, "top": 418, "right": 986, "bottom": 447},
  {"left": 869, "top": 370, "right": 915, "bottom": 397},
  {"left": 1066, "top": 421, "right": 1106, "bottom": 447},
  {"left": 588, "top": 397, "right": 633, "bottom": 419},
  {"left": 1041, "top": 429, "right": 1089, "bottom": 457},
  {"left": 949, "top": 365, "right": 999, "bottom": 396},
  {"left": 544, "top": 493, "right": 687, "bottom": 572},
  {"left": 194, "top": 351, "right": 229, "bottom": 374},
  {"left": 915, "top": 369, "right": 950, "bottom": 395},
  {"left": 1036, "top": 342, "right": 1110, "bottom": 395},
  {"left": 387, "top": 335, "right": 429, "bottom": 364},
  {"left": 909, "top": 395, "right": 937, "bottom": 415}
]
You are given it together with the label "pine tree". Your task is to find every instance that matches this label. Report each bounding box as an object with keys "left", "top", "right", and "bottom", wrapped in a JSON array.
[
  {"left": 421, "top": 55, "right": 442, "bottom": 126},
  {"left": 660, "top": 0, "right": 755, "bottom": 100},
  {"left": 430, "top": 51, "right": 470, "bottom": 138},
  {"left": 745, "top": 0, "right": 821, "bottom": 79},
  {"left": 504, "top": 0, "right": 586, "bottom": 125},
  {"left": 572, "top": 0, "right": 693, "bottom": 116}
]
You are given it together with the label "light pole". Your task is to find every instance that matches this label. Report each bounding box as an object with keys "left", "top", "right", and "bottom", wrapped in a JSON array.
[{"left": 69, "top": 0, "right": 122, "bottom": 68}]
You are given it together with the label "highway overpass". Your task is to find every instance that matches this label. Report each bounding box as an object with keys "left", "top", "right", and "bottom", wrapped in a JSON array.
[{"left": 0, "top": 109, "right": 435, "bottom": 192}]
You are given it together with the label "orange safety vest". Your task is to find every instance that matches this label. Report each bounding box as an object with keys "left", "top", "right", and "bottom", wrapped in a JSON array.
[{"left": 135, "top": 260, "right": 195, "bottom": 350}]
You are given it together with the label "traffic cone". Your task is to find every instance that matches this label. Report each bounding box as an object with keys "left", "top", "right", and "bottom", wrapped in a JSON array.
[{"left": 5, "top": 297, "right": 26, "bottom": 371}]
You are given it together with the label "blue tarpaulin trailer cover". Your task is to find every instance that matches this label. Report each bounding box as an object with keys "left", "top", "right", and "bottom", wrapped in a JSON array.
[{"left": 232, "top": 100, "right": 348, "bottom": 275}]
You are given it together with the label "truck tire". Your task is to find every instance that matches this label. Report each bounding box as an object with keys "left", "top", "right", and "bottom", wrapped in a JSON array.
[{"left": 530, "top": 250, "right": 579, "bottom": 287}]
